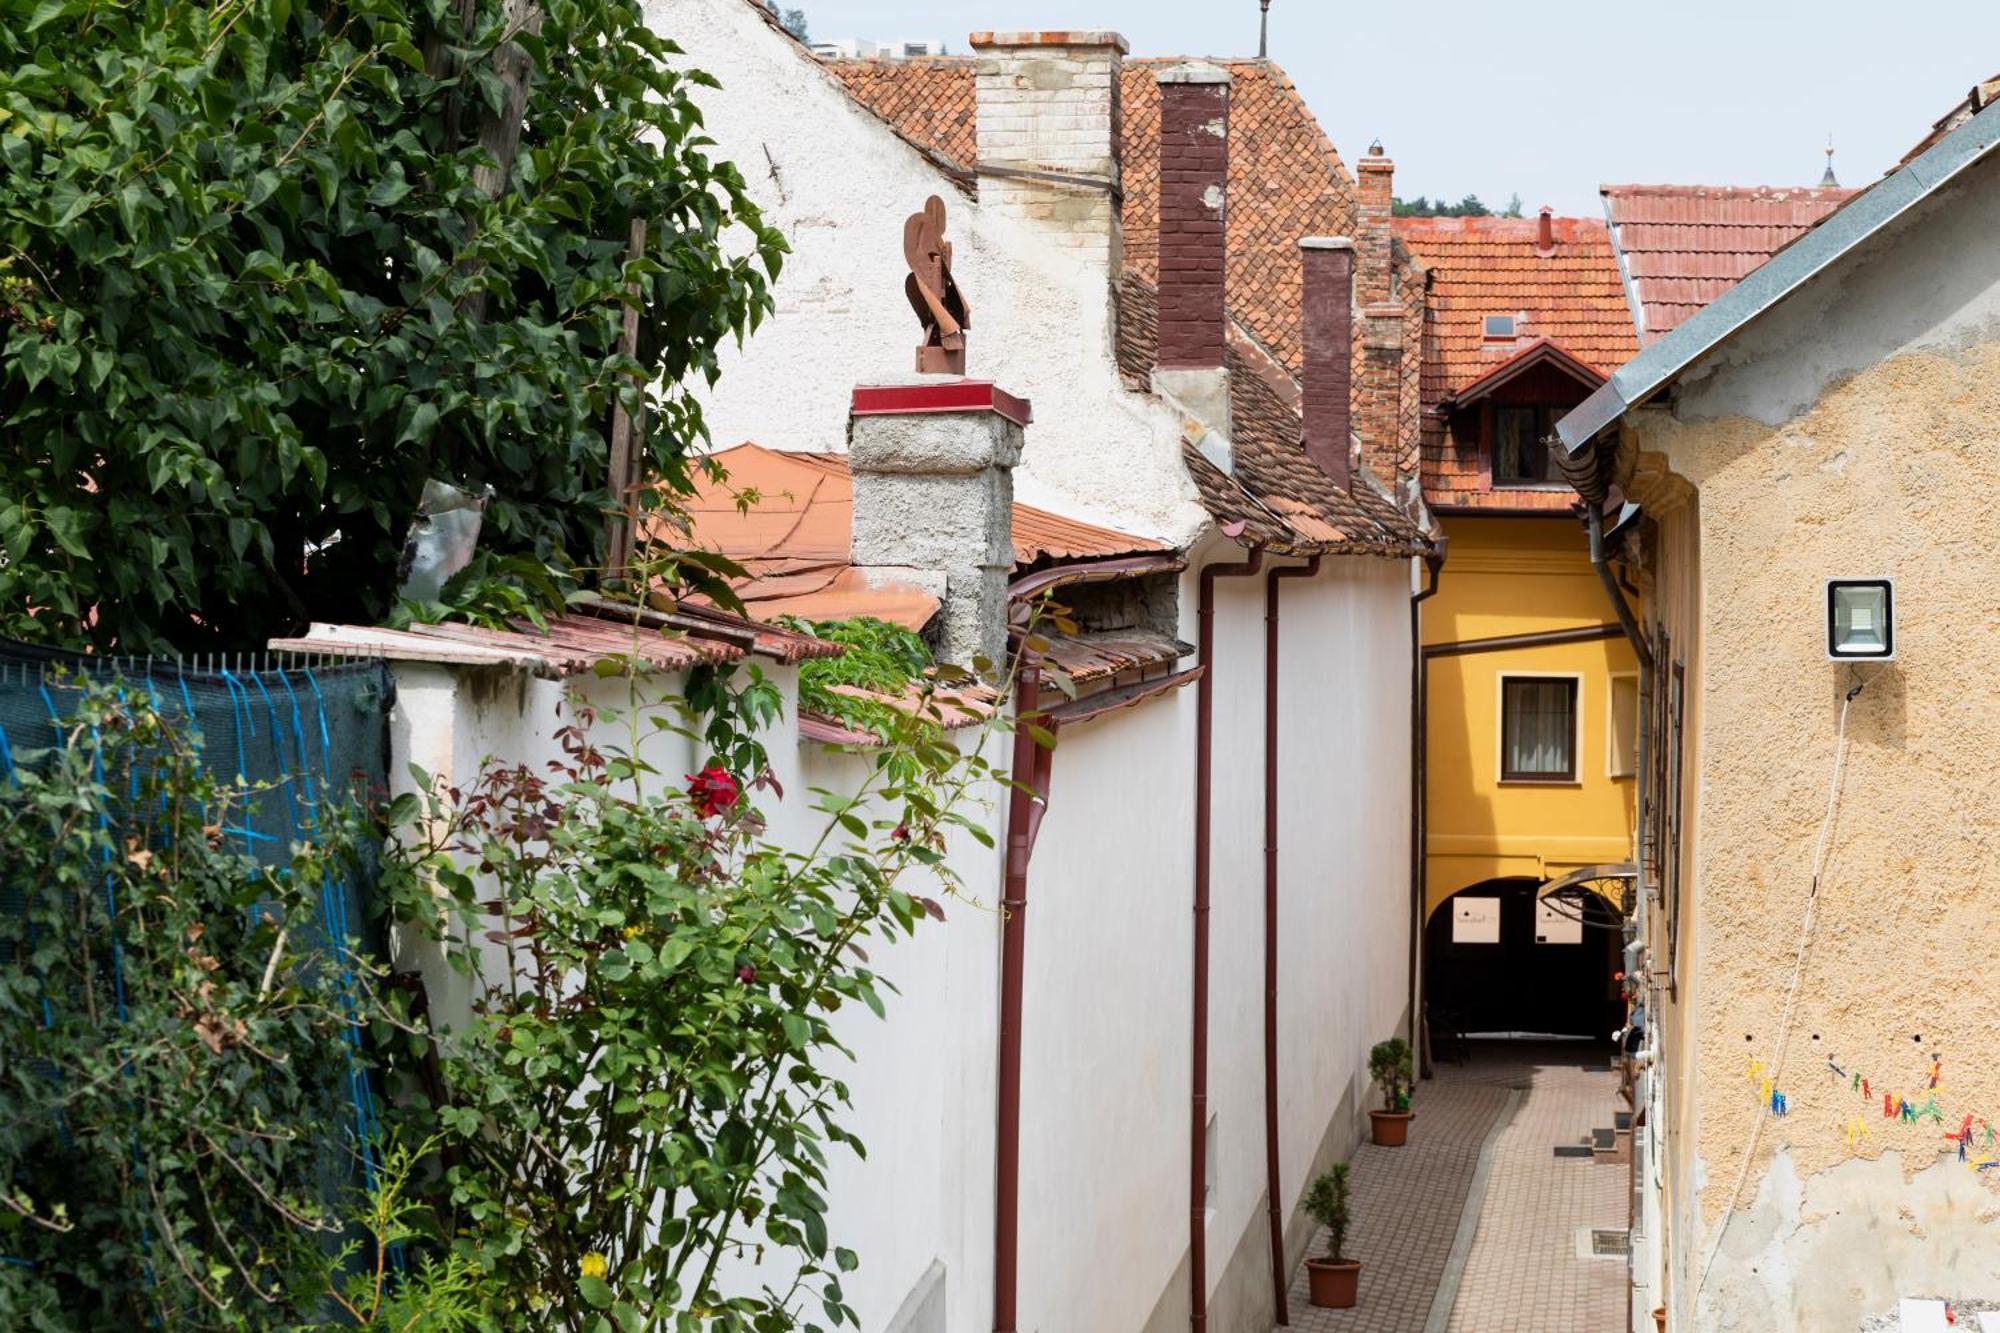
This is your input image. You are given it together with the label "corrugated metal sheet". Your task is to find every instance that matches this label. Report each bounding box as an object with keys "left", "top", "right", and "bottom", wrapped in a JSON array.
[
  {"left": 659, "top": 445, "right": 1167, "bottom": 627},
  {"left": 267, "top": 603, "right": 839, "bottom": 675},
  {"left": 1600, "top": 185, "right": 1854, "bottom": 344}
]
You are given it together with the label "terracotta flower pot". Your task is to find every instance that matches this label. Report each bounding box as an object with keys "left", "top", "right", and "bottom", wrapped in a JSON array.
[
  {"left": 1653, "top": 1308, "right": 1666, "bottom": 1332},
  {"left": 1369, "top": 1108, "right": 1413, "bottom": 1147},
  {"left": 1305, "top": 1257, "right": 1360, "bottom": 1308}
]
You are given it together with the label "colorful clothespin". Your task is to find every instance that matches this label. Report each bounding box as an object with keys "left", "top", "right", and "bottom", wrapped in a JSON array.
[
  {"left": 1862, "top": 1077, "right": 1870, "bottom": 1099},
  {"left": 1930, "top": 1058, "right": 1942, "bottom": 1090},
  {"left": 1885, "top": 1092, "right": 1895, "bottom": 1118},
  {"left": 1771, "top": 1090, "right": 1787, "bottom": 1116}
]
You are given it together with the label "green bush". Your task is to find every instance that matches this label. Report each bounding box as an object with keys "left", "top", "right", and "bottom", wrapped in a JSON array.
[
  {"left": 1303, "top": 1163, "right": 1353, "bottom": 1264},
  {"left": 1369, "top": 1037, "right": 1413, "bottom": 1112}
]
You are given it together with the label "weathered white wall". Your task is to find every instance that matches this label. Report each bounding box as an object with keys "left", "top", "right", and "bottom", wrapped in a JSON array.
[{"left": 654, "top": 0, "right": 1208, "bottom": 545}]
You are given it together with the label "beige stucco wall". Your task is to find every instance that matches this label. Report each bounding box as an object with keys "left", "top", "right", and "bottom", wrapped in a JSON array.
[{"left": 1629, "top": 330, "right": 2000, "bottom": 1328}]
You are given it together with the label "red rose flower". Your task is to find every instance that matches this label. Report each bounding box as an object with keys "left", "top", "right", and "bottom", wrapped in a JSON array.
[{"left": 686, "top": 765, "right": 740, "bottom": 819}]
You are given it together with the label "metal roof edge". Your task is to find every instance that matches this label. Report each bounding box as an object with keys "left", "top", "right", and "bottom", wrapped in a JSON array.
[{"left": 1558, "top": 96, "right": 2000, "bottom": 455}]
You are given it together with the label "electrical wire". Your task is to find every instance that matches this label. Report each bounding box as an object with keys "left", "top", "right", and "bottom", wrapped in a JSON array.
[{"left": 1694, "top": 679, "right": 1862, "bottom": 1300}]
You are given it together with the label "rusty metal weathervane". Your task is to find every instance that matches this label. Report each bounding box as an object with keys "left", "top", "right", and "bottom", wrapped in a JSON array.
[{"left": 904, "top": 194, "right": 970, "bottom": 374}]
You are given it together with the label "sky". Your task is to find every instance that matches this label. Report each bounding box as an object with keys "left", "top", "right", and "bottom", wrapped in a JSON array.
[{"left": 790, "top": 0, "right": 2000, "bottom": 216}]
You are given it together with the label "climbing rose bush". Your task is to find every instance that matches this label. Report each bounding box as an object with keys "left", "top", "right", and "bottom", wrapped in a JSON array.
[{"left": 380, "top": 663, "right": 1007, "bottom": 1330}]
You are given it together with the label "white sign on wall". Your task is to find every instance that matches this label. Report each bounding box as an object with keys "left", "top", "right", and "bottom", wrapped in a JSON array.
[
  {"left": 1451, "top": 897, "right": 1501, "bottom": 944},
  {"left": 1535, "top": 897, "right": 1584, "bottom": 946}
]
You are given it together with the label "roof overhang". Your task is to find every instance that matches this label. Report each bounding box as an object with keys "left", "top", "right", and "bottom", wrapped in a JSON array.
[
  {"left": 1443, "top": 337, "right": 1606, "bottom": 408},
  {"left": 1558, "top": 96, "right": 2000, "bottom": 459}
]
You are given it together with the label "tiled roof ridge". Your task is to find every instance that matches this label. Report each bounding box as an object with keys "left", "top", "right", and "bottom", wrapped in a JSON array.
[{"left": 1600, "top": 182, "right": 1855, "bottom": 199}]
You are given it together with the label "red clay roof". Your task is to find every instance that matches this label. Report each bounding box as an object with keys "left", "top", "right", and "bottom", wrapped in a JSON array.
[
  {"left": 1395, "top": 215, "right": 1639, "bottom": 392},
  {"left": 1116, "top": 275, "right": 1428, "bottom": 558},
  {"left": 662, "top": 443, "right": 1167, "bottom": 627},
  {"left": 1599, "top": 184, "right": 1854, "bottom": 344},
  {"left": 821, "top": 55, "right": 1359, "bottom": 377}
]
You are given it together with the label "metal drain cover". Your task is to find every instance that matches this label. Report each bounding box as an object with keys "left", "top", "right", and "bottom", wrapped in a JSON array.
[
  {"left": 1572, "top": 1227, "right": 1631, "bottom": 1259},
  {"left": 1553, "top": 1144, "right": 1595, "bottom": 1158}
]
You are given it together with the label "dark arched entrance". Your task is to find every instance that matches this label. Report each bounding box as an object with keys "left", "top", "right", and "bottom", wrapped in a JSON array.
[{"left": 1425, "top": 876, "right": 1624, "bottom": 1040}]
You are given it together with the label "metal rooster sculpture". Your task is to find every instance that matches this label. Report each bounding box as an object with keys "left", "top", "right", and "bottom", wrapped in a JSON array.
[{"left": 904, "top": 194, "right": 970, "bottom": 374}]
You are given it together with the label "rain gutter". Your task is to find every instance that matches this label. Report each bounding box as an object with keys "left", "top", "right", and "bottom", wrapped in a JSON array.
[
  {"left": 1191, "top": 546, "right": 1265, "bottom": 1333},
  {"left": 1262, "top": 554, "right": 1321, "bottom": 1327},
  {"left": 992, "top": 551, "right": 1189, "bottom": 1333},
  {"left": 1409, "top": 546, "right": 1445, "bottom": 1080}
]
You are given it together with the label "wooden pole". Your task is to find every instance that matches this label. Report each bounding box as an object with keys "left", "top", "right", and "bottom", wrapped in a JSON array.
[{"left": 602, "top": 217, "right": 648, "bottom": 587}]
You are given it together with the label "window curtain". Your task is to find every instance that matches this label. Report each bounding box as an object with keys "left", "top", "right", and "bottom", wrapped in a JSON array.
[{"left": 1505, "top": 678, "right": 1574, "bottom": 777}]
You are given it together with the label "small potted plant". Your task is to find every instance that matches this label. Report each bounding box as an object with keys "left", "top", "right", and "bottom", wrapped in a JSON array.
[
  {"left": 1303, "top": 1163, "right": 1360, "bottom": 1308},
  {"left": 1368, "top": 1037, "right": 1414, "bottom": 1146}
]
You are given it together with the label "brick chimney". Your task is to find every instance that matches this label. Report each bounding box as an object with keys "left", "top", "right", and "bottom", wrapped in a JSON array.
[
  {"left": 1151, "top": 62, "right": 1232, "bottom": 436},
  {"left": 1353, "top": 142, "right": 1404, "bottom": 495},
  {"left": 848, "top": 380, "right": 1029, "bottom": 668},
  {"left": 1535, "top": 204, "right": 1556, "bottom": 257},
  {"left": 1299, "top": 237, "right": 1354, "bottom": 491},
  {"left": 971, "top": 31, "right": 1127, "bottom": 275}
]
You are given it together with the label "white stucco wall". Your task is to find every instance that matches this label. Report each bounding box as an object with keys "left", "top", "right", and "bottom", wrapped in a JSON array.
[{"left": 654, "top": 0, "right": 1208, "bottom": 545}]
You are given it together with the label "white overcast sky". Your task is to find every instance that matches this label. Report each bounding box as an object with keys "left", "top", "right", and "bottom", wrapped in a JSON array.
[{"left": 777, "top": 0, "right": 2000, "bottom": 215}]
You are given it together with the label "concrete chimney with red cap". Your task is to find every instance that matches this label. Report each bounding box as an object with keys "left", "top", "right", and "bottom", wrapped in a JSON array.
[
  {"left": 848, "top": 379, "right": 1029, "bottom": 667},
  {"left": 1299, "top": 237, "right": 1355, "bottom": 491},
  {"left": 971, "top": 31, "right": 1127, "bottom": 275},
  {"left": 1151, "top": 61, "right": 1232, "bottom": 439}
]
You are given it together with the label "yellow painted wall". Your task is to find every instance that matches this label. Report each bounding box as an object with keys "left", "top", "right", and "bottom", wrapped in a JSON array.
[{"left": 1422, "top": 515, "right": 1638, "bottom": 918}]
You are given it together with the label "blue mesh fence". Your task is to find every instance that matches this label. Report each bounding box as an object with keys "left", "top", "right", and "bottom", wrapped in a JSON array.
[{"left": 0, "top": 642, "right": 395, "bottom": 1285}]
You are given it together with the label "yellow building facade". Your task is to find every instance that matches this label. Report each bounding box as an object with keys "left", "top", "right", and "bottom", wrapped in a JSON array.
[{"left": 1422, "top": 514, "right": 1637, "bottom": 920}]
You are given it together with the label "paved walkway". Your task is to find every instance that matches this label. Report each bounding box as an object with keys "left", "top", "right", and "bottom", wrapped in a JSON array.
[{"left": 1282, "top": 1041, "right": 1629, "bottom": 1333}]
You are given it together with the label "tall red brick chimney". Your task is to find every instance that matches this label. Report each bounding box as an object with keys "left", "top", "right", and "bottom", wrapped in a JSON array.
[
  {"left": 1353, "top": 141, "right": 1405, "bottom": 497},
  {"left": 1299, "top": 237, "right": 1354, "bottom": 491},
  {"left": 1151, "top": 62, "right": 1232, "bottom": 436}
]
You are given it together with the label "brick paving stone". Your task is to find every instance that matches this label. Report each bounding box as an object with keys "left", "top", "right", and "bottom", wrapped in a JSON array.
[
  {"left": 1280, "top": 1041, "right": 1629, "bottom": 1333},
  {"left": 1443, "top": 1047, "right": 1628, "bottom": 1333}
]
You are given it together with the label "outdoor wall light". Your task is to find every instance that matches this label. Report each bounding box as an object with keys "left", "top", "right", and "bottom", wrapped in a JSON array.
[{"left": 1826, "top": 578, "right": 1894, "bottom": 661}]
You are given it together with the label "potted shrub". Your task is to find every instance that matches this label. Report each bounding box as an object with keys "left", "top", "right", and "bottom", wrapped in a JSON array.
[
  {"left": 1368, "top": 1037, "right": 1415, "bottom": 1146},
  {"left": 1303, "top": 1163, "right": 1360, "bottom": 1307}
]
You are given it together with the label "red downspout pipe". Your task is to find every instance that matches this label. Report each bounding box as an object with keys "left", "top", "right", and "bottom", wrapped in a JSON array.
[
  {"left": 994, "top": 660, "right": 1046, "bottom": 1333},
  {"left": 1193, "top": 546, "right": 1264, "bottom": 1333},
  {"left": 1263, "top": 555, "right": 1319, "bottom": 1327},
  {"left": 1409, "top": 547, "right": 1445, "bottom": 1077},
  {"left": 994, "top": 552, "right": 1179, "bottom": 1333}
]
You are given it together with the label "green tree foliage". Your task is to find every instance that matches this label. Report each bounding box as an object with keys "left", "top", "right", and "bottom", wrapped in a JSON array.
[
  {"left": 775, "top": 615, "right": 933, "bottom": 738},
  {"left": 1390, "top": 193, "right": 1493, "bottom": 217},
  {"left": 0, "top": 0, "right": 783, "bottom": 653}
]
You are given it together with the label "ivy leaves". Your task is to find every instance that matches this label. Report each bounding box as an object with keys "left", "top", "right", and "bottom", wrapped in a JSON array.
[{"left": 0, "top": 0, "right": 781, "bottom": 652}]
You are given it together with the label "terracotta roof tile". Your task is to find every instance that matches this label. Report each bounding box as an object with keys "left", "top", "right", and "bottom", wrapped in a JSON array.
[
  {"left": 1599, "top": 184, "right": 1853, "bottom": 343},
  {"left": 821, "top": 55, "right": 1357, "bottom": 376},
  {"left": 1394, "top": 215, "right": 1639, "bottom": 391},
  {"left": 1116, "top": 275, "right": 1427, "bottom": 558}
]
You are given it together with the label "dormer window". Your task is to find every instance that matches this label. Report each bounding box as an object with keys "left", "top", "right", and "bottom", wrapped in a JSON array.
[{"left": 1483, "top": 314, "right": 1517, "bottom": 341}]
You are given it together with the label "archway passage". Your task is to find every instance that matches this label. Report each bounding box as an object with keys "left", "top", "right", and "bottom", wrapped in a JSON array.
[{"left": 1426, "top": 877, "right": 1624, "bottom": 1041}]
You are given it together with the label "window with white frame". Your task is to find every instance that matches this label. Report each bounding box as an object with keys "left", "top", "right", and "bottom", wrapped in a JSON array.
[
  {"left": 1500, "top": 675, "right": 1579, "bottom": 782},
  {"left": 1607, "top": 673, "right": 1639, "bottom": 777}
]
